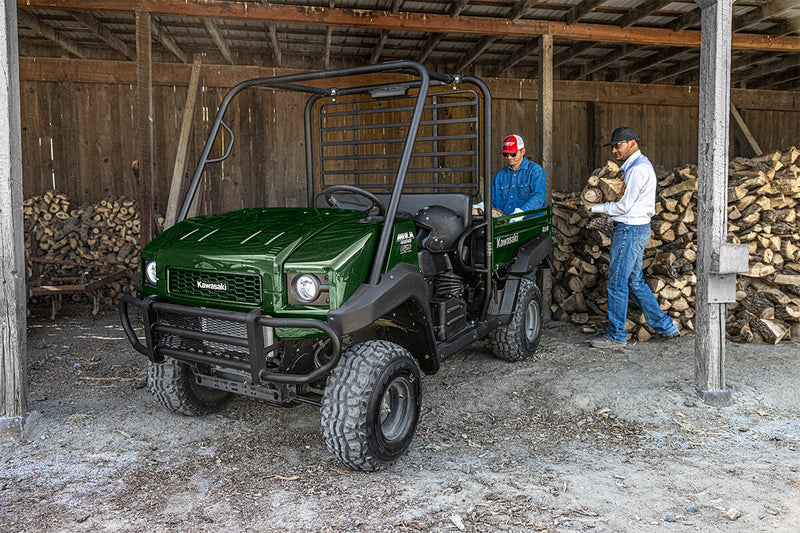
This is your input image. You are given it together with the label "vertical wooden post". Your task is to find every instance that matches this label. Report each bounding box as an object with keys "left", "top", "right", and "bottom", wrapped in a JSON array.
[
  {"left": 538, "top": 34, "right": 554, "bottom": 321},
  {"left": 694, "top": 0, "right": 733, "bottom": 406},
  {"left": 538, "top": 34, "right": 553, "bottom": 200},
  {"left": 136, "top": 11, "right": 154, "bottom": 245},
  {"left": 0, "top": 1, "right": 35, "bottom": 441}
]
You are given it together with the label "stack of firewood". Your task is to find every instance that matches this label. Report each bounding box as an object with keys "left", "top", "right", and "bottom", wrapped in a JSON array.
[
  {"left": 551, "top": 146, "right": 800, "bottom": 344},
  {"left": 727, "top": 147, "right": 800, "bottom": 343},
  {"left": 23, "top": 190, "right": 161, "bottom": 307}
]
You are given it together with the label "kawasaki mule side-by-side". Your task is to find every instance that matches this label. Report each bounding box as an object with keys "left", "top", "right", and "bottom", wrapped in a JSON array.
[{"left": 120, "top": 61, "right": 554, "bottom": 471}]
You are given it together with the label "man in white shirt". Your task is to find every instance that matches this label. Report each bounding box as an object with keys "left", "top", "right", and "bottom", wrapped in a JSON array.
[{"left": 586, "top": 127, "right": 680, "bottom": 348}]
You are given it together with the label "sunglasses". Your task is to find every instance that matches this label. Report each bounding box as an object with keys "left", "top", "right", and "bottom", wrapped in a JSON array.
[
  {"left": 502, "top": 152, "right": 519, "bottom": 158},
  {"left": 611, "top": 140, "right": 630, "bottom": 150}
]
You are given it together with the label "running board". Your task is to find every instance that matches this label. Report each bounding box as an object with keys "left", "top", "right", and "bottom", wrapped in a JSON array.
[{"left": 435, "top": 315, "right": 509, "bottom": 360}]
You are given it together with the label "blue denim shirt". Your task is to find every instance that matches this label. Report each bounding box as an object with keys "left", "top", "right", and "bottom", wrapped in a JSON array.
[{"left": 491, "top": 158, "right": 546, "bottom": 215}]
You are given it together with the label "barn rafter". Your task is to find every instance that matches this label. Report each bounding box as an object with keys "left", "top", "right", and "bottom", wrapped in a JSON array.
[{"left": 14, "top": 0, "right": 800, "bottom": 89}]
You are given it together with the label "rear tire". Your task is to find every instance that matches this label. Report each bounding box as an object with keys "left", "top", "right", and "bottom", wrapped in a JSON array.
[
  {"left": 148, "top": 358, "right": 231, "bottom": 416},
  {"left": 489, "top": 278, "right": 543, "bottom": 361},
  {"left": 321, "top": 340, "right": 421, "bottom": 471}
]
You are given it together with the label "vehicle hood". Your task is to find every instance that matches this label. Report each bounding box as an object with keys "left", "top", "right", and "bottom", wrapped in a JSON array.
[{"left": 148, "top": 208, "right": 371, "bottom": 276}]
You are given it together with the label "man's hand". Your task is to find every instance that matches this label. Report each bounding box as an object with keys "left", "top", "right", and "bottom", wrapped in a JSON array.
[
  {"left": 491, "top": 207, "right": 504, "bottom": 218},
  {"left": 581, "top": 197, "right": 596, "bottom": 212}
]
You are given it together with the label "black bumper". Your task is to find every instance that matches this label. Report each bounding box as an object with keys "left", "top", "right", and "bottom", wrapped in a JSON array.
[{"left": 119, "top": 294, "right": 341, "bottom": 386}]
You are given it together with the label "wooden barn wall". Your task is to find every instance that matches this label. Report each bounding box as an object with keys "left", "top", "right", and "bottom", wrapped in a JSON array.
[
  {"left": 18, "top": 69, "right": 800, "bottom": 217},
  {"left": 491, "top": 100, "right": 704, "bottom": 193}
]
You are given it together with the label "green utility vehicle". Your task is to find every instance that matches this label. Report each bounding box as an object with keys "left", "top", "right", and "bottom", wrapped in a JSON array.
[{"left": 120, "top": 61, "right": 553, "bottom": 471}]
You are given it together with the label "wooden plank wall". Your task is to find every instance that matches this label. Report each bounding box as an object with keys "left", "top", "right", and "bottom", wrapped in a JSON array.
[
  {"left": 18, "top": 76, "right": 800, "bottom": 217},
  {"left": 490, "top": 100, "right": 703, "bottom": 193}
]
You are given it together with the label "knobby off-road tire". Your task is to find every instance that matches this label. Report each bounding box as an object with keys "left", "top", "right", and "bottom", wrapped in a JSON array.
[
  {"left": 321, "top": 340, "right": 422, "bottom": 471},
  {"left": 148, "top": 358, "right": 231, "bottom": 416},
  {"left": 489, "top": 278, "right": 543, "bottom": 361}
]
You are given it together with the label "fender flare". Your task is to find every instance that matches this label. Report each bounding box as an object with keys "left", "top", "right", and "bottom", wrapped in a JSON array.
[
  {"left": 327, "top": 263, "right": 438, "bottom": 370},
  {"left": 508, "top": 234, "right": 554, "bottom": 276}
]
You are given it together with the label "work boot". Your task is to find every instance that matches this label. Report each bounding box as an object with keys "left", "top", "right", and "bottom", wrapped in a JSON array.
[{"left": 587, "top": 337, "right": 627, "bottom": 349}]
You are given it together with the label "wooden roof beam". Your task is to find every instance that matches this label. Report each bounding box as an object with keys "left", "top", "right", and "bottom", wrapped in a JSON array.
[
  {"left": 323, "top": 27, "right": 333, "bottom": 69},
  {"left": 495, "top": 38, "right": 540, "bottom": 76},
  {"left": 617, "top": 0, "right": 673, "bottom": 29},
  {"left": 371, "top": 30, "right": 389, "bottom": 64},
  {"left": 769, "top": 13, "right": 800, "bottom": 37},
  {"left": 268, "top": 24, "right": 281, "bottom": 67},
  {"left": 323, "top": 0, "right": 334, "bottom": 68},
  {"left": 259, "top": 0, "right": 281, "bottom": 67},
  {"left": 371, "top": 0, "right": 402, "bottom": 64},
  {"left": 667, "top": 8, "right": 701, "bottom": 32},
  {"left": 150, "top": 17, "right": 188, "bottom": 63},
  {"left": 416, "top": 33, "right": 442, "bottom": 63},
  {"left": 577, "top": 44, "right": 635, "bottom": 80},
  {"left": 16, "top": 10, "right": 87, "bottom": 59},
  {"left": 534, "top": 40, "right": 595, "bottom": 80},
  {"left": 759, "top": 69, "right": 800, "bottom": 90},
  {"left": 455, "top": 35, "right": 496, "bottom": 72},
  {"left": 731, "top": 51, "right": 778, "bottom": 72},
  {"left": 467, "top": 0, "right": 543, "bottom": 73},
  {"left": 613, "top": 47, "right": 685, "bottom": 81},
  {"left": 565, "top": 0, "right": 605, "bottom": 25},
  {"left": 647, "top": 57, "right": 698, "bottom": 84},
  {"left": 684, "top": 54, "right": 796, "bottom": 87},
  {"left": 734, "top": 55, "right": 800, "bottom": 84},
  {"left": 735, "top": 0, "right": 798, "bottom": 31},
  {"left": 553, "top": 41, "right": 595, "bottom": 68},
  {"left": 772, "top": 78, "right": 800, "bottom": 91},
  {"left": 202, "top": 18, "right": 234, "bottom": 64},
  {"left": 71, "top": 12, "right": 135, "bottom": 60},
  {"left": 15, "top": 1, "right": 800, "bottom": 53},
  {"left": 509, "top": 0, "right": 537, "bottom": 22},
  {"left": 418, "top": 0, "right": 465, "bottom": 65},
  {"left": 450, "top": 0, "right": 470, "bottom": 18}
]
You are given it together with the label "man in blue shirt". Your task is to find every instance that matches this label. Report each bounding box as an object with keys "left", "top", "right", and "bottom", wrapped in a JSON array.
[
  {"left": 492, "top": 134, "right": 546, "bottom": 216},
  {"left": 473, "top": 134, "right": 546, "bottom": 217}
]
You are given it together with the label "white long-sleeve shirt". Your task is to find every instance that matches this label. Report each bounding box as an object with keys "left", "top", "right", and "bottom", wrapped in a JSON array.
[{"left": 590, "top": 150, "right": 656, "bottom": 225}]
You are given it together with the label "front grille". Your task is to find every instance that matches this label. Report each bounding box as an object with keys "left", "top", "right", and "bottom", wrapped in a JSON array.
[
  {"left": 156, "top": 311, "right": 271, "bottom": 363},
  {"left": 167, "top": 268, "right": 262, "bottom": 306}
]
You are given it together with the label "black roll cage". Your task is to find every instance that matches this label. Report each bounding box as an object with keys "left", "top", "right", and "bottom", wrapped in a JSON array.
[{"left": 177, "top": 60, "right": 495, "bottom": 320}]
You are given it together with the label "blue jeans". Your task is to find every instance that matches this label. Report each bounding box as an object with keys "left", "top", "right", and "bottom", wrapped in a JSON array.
[{"left": 605, "top": 223, "right": 678, "bottom": 344}]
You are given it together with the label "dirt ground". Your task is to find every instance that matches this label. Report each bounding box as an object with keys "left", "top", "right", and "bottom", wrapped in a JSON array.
[{"left": 2, "top": 302, "right": 799, "bottom": 533}]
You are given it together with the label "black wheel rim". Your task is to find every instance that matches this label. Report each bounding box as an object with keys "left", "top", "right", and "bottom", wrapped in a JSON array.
[{"left": 379, "top": 376, "right": 414, "bottom": 442}]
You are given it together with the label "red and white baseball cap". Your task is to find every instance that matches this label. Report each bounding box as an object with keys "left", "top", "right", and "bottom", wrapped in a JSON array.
[{"left": 501, "top": 134, "right": 525, "bottom": 154}]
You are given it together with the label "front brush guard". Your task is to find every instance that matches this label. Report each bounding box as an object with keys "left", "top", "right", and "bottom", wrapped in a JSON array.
[{"left": 119, "top": 294, "right": 341, "bottom": 386}]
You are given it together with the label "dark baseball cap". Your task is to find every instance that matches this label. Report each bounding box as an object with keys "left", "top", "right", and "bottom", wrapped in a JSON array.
[{"left": 604, "top": 127, "right": 640, "bottom": 146}]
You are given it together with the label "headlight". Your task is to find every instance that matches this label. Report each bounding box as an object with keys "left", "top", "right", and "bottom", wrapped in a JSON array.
[
  {"left": 145, "top": 260, "right": 158, "bottom": 286},
  {"left": 293, "top": 274, "right": 320, "bottom": 302}
]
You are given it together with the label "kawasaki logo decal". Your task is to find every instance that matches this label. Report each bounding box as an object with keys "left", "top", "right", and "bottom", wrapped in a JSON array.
[
  {"left": 496, "top": 233, "right": 519, "bottom": 248},
  {"left": 197, "top": 280, "right": 228, "bottom": 291}
]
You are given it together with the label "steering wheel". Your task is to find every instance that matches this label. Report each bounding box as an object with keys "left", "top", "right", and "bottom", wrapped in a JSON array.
[{"left": 323, "top": 185, "right": 386, "bottom": 217}]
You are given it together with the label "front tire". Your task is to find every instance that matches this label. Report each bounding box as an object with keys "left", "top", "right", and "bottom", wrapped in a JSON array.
[
  {"left": 321, "top": 340, "right": 421, "bottom": 471},
  {"left": 148, "top": 358, "right": 231, "bottom": 416},
  {"left": 489, "top": 278, "right": 543, "bottom": 361}
]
